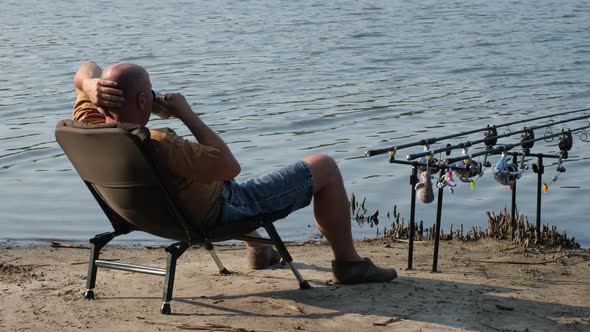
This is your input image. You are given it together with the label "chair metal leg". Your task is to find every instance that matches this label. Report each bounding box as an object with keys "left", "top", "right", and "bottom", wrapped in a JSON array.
[
  {"left": 84, "top": 232, "right": 118, "bottom": 300},
  {"left": 263, "top": 222, "right": 310, "bottom": 289},
  {"left": 161, "top": 241, "right": 190, "bottom": 315},
  {"left": 285, "top": 261, "right": 310, "bottom": 289},
  {"left": 206, "top": 245, "right": 231, "bottom": 274}
]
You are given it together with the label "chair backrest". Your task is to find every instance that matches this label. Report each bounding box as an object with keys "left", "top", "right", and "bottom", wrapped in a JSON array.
[{"left": 55, "top": 120, "right": 194, "bottom": 241}]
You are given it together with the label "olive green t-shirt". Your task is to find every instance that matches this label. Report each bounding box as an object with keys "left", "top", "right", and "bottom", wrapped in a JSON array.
[{"left": 72, "top": 91, "right": 223, "bottom": 227}]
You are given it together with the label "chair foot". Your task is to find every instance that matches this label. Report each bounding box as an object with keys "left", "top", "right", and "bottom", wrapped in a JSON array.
[
  {"left": 219, "top": 268, "right": 232, "bottom": 275},
  {"left": 84, "top": 289, "right": 95, "bottom": 300},
  {"left": 299, "top": 281, "right": 312, "bottom": 289},
  {"left": 160, "top": 302, "right": 171, "bottom": 315}
]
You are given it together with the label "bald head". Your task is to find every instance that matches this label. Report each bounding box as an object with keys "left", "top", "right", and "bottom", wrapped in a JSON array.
[
  {"left": 100, "top": 63, "right": 152, "bottom": 125},
  {"left": 101, "top": 63, "right": 150, "bottom": 103}
]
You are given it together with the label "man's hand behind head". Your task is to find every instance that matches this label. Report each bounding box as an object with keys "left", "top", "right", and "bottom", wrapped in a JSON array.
[{"left": 82, "top": 78, "right": 125, "bottom": 117}]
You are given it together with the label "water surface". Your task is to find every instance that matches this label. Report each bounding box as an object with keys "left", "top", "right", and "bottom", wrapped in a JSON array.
[{"left": 1, "top": 0, "right": 589, "bottom": 246}]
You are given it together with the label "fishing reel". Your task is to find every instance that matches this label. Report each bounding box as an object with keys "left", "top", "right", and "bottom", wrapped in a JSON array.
[
  {"left": 417, "top": 156, "right": 439, "bottom": 174},
  {"left": 417, "top": 146, "right": 440, "bottom": 175},
  {"left": 451, "top": 159, "right": 484, "bottom": 183},
  {"left": 450, "top": 147, "right": 484, "bottom": 185},
  {"left": 493, "top": 153, "right": 524, "bottom": 186}
]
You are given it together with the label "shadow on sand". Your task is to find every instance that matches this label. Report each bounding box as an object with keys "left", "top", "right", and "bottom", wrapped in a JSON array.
[{"left": 151, "top": 274, "right": 590, "bottom": 331}]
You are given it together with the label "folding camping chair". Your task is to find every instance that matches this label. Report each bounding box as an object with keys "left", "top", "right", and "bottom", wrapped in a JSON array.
[{"left": 55, "top": 120, "right": 310, "bottom": 314}]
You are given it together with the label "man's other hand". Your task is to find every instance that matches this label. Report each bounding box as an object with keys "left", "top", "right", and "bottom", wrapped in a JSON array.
[{"left": 156, "top": 93, "right": 193, "bottom": 120}]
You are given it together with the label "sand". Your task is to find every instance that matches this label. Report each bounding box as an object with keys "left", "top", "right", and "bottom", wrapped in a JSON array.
[{"left": 1, "top": 238, "right": 588, "bottom": 331}]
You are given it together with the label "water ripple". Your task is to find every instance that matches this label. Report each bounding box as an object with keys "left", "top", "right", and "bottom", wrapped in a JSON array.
[{"left": 0, "top": 0, "right": 589, "bottom": 246}]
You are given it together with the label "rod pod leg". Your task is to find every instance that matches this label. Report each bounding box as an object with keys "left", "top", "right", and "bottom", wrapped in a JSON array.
[
  {"left": 534, "top": 156, "right": 544, "bottom": 243},
  {"left": 407, "top": 166, "right": 418, "bottom": 270},
  {"left": 511, "top": 181, "right": 517, "bottom": 241},
  {"left": 432, "top": 186, "right": 445, "bottom": 273}
]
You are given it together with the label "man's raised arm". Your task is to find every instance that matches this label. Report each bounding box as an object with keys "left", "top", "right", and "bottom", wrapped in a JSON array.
[
  {"left": 158, "top": 92, "right": 241, "bottom": 180},
  {"left": 73, "top": 61, "right": 124, "bottom": 113}
]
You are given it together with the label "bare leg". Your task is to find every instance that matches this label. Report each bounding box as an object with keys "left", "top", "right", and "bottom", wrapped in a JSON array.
[
  {"left": 242, "top": 155, "right": 361, "bottom": 261},
  {"left": 243, "top": 230, "right": 280, "bottom": 269},
  {"left": 244, "top": 230, "right": 265, "bottom": 248},
  {"left": 303, "top": 154, "right": 362, "bottom": 262},
  {"left": 240, "top": 155, "right": 395, "bottom": 282},
  {"left": 303, "top": 154, "right": 396, "bottom": 283}
]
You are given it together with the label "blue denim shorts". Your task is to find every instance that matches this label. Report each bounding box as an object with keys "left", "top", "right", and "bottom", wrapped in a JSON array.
[{"left": 216, "top": 160, "right": 314, "bottom": 226}]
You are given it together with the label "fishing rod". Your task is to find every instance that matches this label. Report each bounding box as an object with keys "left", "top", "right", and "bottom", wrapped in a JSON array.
[
  {"left": 364, "top": 107, "right": 590, "bottom": 157},
  {"left": 443, "top": 124, "right": 590, "bottom": 165},
  {"left": 389, "top": 118, "right": 590, "bottom": 273},
  {"left": 408, "top": 124, "right": 589, "bottom": 272},
  {"left": 406, "top": 112, "right": 590, "bottom": 161}
]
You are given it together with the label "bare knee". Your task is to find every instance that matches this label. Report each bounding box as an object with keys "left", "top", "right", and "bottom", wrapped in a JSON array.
[
  {"left": 304, "top": 154, "right": 341, "bottom": 190},
  {"left": 304, "top": 154, "right": 338, "bottom": 173}
]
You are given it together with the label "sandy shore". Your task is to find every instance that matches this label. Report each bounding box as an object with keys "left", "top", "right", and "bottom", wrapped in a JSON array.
[{"left": 1, "top": 238, "right": 588, "bottom": 331}]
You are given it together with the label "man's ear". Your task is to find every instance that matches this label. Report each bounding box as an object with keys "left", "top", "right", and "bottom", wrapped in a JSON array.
[{"left": 137, "top": 91, "right": 147, "bottom": 110}]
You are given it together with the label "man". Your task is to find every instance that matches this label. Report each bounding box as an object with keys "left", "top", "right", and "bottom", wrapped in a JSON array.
[{"left": 72, "top": 61, "right": 397, "bottom": 284}]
